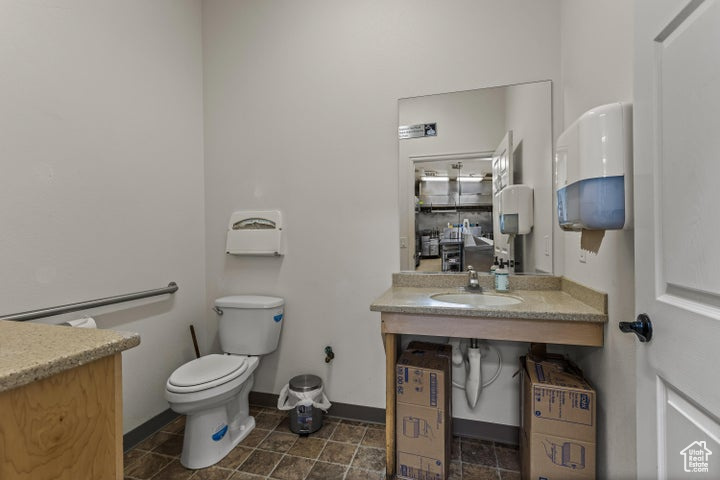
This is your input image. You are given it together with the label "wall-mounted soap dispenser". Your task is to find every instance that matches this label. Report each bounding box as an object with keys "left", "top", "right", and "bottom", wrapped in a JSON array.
[
  {"left": 555, "top": 102, "right": 632, "bottom": 231},
  {"left": 499, "top": 184, "right": 534, "bottom": 235}
]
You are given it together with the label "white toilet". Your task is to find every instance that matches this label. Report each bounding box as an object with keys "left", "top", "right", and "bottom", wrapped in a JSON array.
[{"left": 165, "top": 295, "right": 284, "bottom": 469}]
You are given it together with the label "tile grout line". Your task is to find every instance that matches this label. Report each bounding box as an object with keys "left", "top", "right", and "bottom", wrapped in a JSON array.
[
  {"left": 260, "top": 418, "right": 286, "bottom": 479},
  {"left": 127, "top": 409, "right": 520, "bottom": 480},
  {"left": 278, "top": 416, "right": 335, "bottom": 480},
  {"left": 493, "top": 441, "right": 501, "bottom": 480},
  {"left": 326, "top": 420, "right": 354, "bottom": 480},
  {"left": 233, "top": 421, "right": 272, "bottom": 478},
  {"left": 342, "top": 425, "right": 367, "bottom": 480},
  {"left": 458, "top": 435, "right": 463, "bottom": 480}
]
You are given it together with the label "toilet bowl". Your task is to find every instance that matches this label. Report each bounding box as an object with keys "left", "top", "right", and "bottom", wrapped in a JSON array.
[
  {"left": 166, "top": 354, "right": 259, "bottom": 468},
  {"left": 164, "top": 295, "right": 284, "bottom": 469}
]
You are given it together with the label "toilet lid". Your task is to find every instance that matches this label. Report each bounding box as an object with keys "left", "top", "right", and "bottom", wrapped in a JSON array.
[{"left": 168, "top": 354, "right": 248, "bottom": 392}]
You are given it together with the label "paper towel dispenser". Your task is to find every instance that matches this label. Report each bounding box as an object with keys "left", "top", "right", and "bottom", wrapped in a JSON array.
[
  {"left": 555, "top": 102, "right": 632, "bottom": 231},
  {"left": 499, "top": 185, "right": 534, "bottom": 235},
  {"left": 226, "top": 210, "right": 284, "bottom": 256}
]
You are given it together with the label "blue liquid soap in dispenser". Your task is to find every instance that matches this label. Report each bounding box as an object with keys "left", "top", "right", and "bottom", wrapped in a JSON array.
[{"left": 555, "top": 103, "right": 633, "bottom": 231}]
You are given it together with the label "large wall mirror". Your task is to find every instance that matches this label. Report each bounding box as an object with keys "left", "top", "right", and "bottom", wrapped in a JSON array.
[{"left": 398, "top": 81, "right": 553, "bottom": 274}]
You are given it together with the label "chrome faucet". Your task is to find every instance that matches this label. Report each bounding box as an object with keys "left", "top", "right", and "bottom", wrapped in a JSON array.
[{"left": 466, "top": 265, "right": 481, "bottom": 291}]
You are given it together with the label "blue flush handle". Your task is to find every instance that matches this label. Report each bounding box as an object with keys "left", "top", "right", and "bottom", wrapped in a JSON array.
[{"left": 619, "top": 313, "right": 653, "bottom": 342}]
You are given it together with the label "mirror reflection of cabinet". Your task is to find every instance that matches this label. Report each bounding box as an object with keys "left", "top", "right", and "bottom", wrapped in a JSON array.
[
  {"left": 416, "top": 166, "right": 492, "bottom": 210},
  {"left": 441, "top": 242, "right": 462, "bottom": 272}
]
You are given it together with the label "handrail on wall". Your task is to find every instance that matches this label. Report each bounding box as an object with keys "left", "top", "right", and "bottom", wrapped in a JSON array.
[{"left": 0, "top": 282, "right": 179, "bottom": 322}]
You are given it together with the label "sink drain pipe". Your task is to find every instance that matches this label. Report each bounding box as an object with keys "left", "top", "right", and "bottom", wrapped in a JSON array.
[
  {"left": 465, "top": 340, "right": 482, "bottom": 408},
  {"left": 448, "top": 339, "right": 503, "bottom": 409}
]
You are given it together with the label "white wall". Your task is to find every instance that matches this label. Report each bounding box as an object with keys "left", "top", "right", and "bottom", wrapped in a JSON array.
[
  {"left": 558, "top": 1, "right": 636, "bottom": 478},
  {"left": 203, "top": 0, "right": 561, "bottom": 426},
  {"left": 504, "top": 82, "right": 553, "bottom": 274},
  {"left": 0, "top": 0, "right": 206, "bottom": 432}
]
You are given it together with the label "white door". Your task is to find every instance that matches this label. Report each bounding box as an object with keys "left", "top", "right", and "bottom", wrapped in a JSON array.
[
  {"left": 635, "top": 1, "right": 720, "bottom": 478},
  {"left": 492, "top": 131, "right": 512, "bottom": 261}
]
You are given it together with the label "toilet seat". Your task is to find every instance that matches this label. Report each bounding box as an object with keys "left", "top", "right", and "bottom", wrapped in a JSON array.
[{"left": 167, "top": 354, "right": 248, "bottom": 394}]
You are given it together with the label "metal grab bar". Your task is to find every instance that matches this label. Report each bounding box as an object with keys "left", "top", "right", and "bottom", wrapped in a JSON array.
[{"left": 0, "top": 282, "right": 179, "bottom": 322}]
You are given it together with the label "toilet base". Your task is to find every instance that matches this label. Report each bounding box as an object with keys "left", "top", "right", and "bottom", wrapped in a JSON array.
[
  {"left": 178, "top": 373, "right": 256, "bottom": 469},
  {"left": 181, "top": 411, "right": 255, "bottom": 469}
]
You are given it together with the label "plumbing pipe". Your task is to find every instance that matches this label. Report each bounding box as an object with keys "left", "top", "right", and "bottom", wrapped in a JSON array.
[
  {"left": 452, "top": 344, "right": 503, "bottom": 390},
  {"left": 449, "top": 339, "right": 468, "bottom": 398},
  {"left": 448, "top": 338, "right": 464, "bottom": 366},
  {"left": 465, "top": 346, "right": 482, "bottom": 408},
  {"left": 450, "top": 340, "right": 503, "bottom": 410}
]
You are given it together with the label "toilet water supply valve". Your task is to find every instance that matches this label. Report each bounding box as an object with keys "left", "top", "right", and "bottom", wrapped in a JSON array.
[{"left": 324, "top": 346, "right": 335, "bottom": 363}]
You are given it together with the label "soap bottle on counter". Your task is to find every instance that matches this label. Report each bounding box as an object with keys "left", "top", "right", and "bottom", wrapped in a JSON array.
[
  {"left": 494, "top": 260, "right": 509, "bottom": 292},
  {"left": 490, "top": 257, "right": 499, "bottom": 274}
]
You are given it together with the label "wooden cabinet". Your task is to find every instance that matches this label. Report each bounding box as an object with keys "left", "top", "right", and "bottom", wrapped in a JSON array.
[{"left": 0, "top": 354, "right": 123, "bottom": 480}]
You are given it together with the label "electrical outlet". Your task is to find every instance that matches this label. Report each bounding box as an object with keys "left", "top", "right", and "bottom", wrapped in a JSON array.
[
  {"left": 400, "top": 237, "right": 408, "bottom": 249},
  {"left": 579, "top": 249, "right": 587, "bottom": 263}
]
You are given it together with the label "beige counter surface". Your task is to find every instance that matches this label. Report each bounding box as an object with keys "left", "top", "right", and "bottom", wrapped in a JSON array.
[
  {"left": 370, "top": 273, "right": 608, "bottom": 323},
  {"left": 371, "top": 286, "right": 606, "bottom": 322},
  {"left": 0, "top": 320, "right": 140, "bottom": 393}
]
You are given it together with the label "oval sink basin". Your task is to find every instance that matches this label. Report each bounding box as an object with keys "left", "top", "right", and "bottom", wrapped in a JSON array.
[{"left": 431, "top": 292, "right": 523, "bottom": 307}]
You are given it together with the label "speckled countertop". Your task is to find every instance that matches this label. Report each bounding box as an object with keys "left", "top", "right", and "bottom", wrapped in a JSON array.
[
  {"left": 370, "top": 273, "right": 607, "bottom": 322},
  {"left": 0, "top": 320, "right": 140, "bottom": 393}
]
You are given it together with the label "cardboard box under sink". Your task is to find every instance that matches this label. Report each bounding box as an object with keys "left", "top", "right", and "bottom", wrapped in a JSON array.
[{"left": 396, "top": 341, "right": 451, "bottom": 480}]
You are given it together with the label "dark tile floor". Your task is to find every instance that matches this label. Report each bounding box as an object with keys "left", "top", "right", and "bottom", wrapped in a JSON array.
[{"left": 124, "top": 406, "right": 520, "bottom": 480}]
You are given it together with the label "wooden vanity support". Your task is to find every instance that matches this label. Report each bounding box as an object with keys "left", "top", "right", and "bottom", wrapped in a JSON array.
[
  {"left": 371, "top": 274, "right": 608, "bottom": 478},
  {"left": 381, "top": 311, "right": 604, "bottom": 479}
]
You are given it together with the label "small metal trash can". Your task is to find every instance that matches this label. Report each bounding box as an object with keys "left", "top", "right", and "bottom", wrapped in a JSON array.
[{"left": 288, "top": 374, "right": 324, "bottom": 435}]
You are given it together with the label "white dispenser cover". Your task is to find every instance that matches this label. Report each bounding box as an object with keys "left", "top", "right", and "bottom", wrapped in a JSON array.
[
  {"left": 226, "top": 210, "right": 284, "bottom": 256},
  {"left": 555, "top": 102, "right": 633, "bottom": 230},
  {"left": 499, "top": 185, "right": 534, "bottom": 235}
]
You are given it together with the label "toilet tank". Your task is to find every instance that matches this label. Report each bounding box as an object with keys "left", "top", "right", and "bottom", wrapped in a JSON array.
[{"left": 215, "top": 295, "right": 284, "bottom": 355}]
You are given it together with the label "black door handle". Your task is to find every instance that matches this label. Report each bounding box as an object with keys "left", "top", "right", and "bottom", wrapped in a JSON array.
[{"left": 619, "top": 313, "right": 653, "bottom": 342}]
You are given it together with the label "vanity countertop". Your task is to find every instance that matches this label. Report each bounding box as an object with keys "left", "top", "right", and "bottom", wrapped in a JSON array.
[
  {"left": 370, "top": 273, "right": 607, "bottom": 323},
  {"left": 0, "top": 320, "right": 140, "bottom": 393}
]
